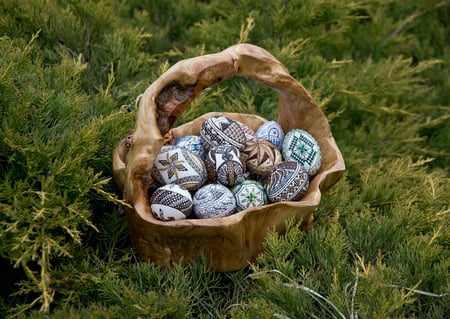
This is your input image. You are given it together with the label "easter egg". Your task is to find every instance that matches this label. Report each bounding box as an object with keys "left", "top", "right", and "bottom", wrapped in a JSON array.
[
  {"left": 200, "top": 115, "right": 246, "bottom": 150},
  {"left": 150, "top": 184, "right": 193, "bottom": 221},
  {"left": 242, "top": 138, "right": 283, "bottom": 176},
  {"left": 205, "top": 145, "right": 245, "bottom": 187},
  {"left": 205, "top": 145, "right": 245, "bottom": 186},
  {"left": 255, "top": 121, "right": 285, "bottom": 149},
  {"left": 281, "top": 129, "right": 322, "bottom": 176},
  {"left": 236, "top": 121, "right": 256, "bottom": 142},
  {"left": 175, "top": 135, "right": 207, "bottom": 160},
  {"left": 193, "top": 184, "right": 236, "bottom": 218},
  {"left": 263, "top": 161, "right": 309, "bottom": 203},
  {"left": 152, "top": 146, "right": 207, "bottom": 191},
  {"left": 231, "top": 180, "right": 268, "bottom": 211}
]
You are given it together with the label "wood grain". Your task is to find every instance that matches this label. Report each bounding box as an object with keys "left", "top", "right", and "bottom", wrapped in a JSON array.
[{"left": 112, "top": 44, "right": 345, "bottom": 271}]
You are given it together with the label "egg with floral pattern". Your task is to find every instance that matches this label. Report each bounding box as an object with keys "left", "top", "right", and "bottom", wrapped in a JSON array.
[
  {"left": 231, "top": 180, "right": 268, "bottom": 211},
  {"left": 152, "top": 146, "right": 207, "bottom": 191}
]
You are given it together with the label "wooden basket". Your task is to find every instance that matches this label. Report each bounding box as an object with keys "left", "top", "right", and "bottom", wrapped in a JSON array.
[{"left": 112, "top": 44, "right": 345, "bottom": 272}]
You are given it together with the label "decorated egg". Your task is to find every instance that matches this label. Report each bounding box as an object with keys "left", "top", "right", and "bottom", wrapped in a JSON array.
[
  {"left": 200, "top": 115, "right": 246, "bottom": 150},
  {"left": 255, "top": 121, "right": 285, "bottom": 149},
  {"left": 242, "top": 138, "right": 283, "bottom": 176},
  {"left": 150, "top": 184, "right": 193, "bottom": 221},
  {"left": 193, "top": 184, "right": 236, "bottom": 218},
  {"left": 281, "top": 128, "right": 322, "bottom": 176},
  {"left": 231, "top": 180, "right": 268, "bottom": 211},
  {"left": 175, "top": 135, "right": 207, "bottom": 160},
  {"left": 263, "top": 161, "right": 309, "bottom": 203},
  {"left": 205, "top": 145, "right": 245, "bottom": 187},
  {"left": 152, "top": 146, "right": 207, "bottom": 191},
  {"left": 236, "top": 120, "right": 256, "bottom": 142}
]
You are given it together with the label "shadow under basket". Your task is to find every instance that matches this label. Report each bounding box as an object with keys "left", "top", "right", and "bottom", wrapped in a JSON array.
[{"left": 112, "top": 44, "right": 345, "bottom": 272}]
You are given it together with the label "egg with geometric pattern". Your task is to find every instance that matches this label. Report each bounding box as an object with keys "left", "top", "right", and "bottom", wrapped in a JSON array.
[
  {"left": 192, "top": 183, "right": 236, "bottom": 219},
  {"left": 281, "top": 128, "right": 322, "bottom": 176},
  {"left": 200, "top": 115, "right": 246, "bottom": 151},
  {"left": 262, "top": 161, "right": 309, "bottom": 203},
  {"left": 150, "top": 184, "right": 193, "bottom": 221},
  {"left": 152, "top": 146, "right": 207, "bottom": 191},
  {"left": 205, "top": 145, "right": 245, "bottom": 187},
  {"left": 231, "top": 180, "right": 268, "bottom": 212},
  {"left": 236, "top": 120, "right": 256, "bottom": 142}
]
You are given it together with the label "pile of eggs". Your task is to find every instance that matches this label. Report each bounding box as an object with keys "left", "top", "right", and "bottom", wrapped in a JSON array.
[{"left": 149, "top": 115, "right": 322, "bottom": 221}]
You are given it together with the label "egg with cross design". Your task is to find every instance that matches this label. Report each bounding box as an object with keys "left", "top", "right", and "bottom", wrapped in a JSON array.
[{"left": 281, "top": 129, "right": 322, "bottom": 176}]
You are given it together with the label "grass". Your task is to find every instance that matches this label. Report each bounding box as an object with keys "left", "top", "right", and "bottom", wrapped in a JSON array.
[{"left": 0, "top": 0, "right": 449, "bottom": 318}]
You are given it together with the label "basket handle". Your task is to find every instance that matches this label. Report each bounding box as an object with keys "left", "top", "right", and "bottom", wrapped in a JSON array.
[{"left": 123, "top": 44, "right": 334, "bottom": 204}]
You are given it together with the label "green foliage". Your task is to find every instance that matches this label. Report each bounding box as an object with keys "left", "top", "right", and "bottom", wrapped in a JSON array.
[{"left": 0, "top": 0, "right": 449, "bottom": 317}]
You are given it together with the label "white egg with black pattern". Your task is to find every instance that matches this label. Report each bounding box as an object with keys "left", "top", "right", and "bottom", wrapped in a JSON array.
[
  {"left": 282, "top": 128, "right": 322, "bottom": 176},
  {"left": 151, "top": 146, "right": 207, "bottom": 191},
  {"left": 262, "top": 161, "right": 309, "bottom": 203},
  {"left": 192, "top": 184, "right": 236, "bottom": 219},
  {"left": 205, "top": 145, "right": 245, "bottom": 187},
  {"left": 200, "top": 115, "right": 246, "bottom": 151},
  {"left": 150, "top": 184, "right": 193, "bottom": 221}
]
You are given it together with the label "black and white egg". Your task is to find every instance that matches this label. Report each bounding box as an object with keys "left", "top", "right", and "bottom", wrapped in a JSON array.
[
  {"left": 200, "top": 115, "right": 246, "bottom": 151},
  {"left": 205, "top": 145, "right": 245, "bottom": 187},
  {"left": 192, "top": 183, "right": 236, "bottom": 219},
  {"left": 262, "top": 161, "right": 309, "bottom": 203},
  {"left": 150, "top": 184, "right": 193, "bottom": 221}
]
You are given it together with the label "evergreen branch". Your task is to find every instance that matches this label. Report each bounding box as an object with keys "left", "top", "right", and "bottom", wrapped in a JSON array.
[
  {"left": 38, "top": 246, "right": 54, "bottom": 312},
  {"left": 92, "top": 178, "right": 132, "bottom": 208},
  {"left": 385, "top": 284, "right": 448, "bottom": 298},
  {"left": 249, "top": 269, "right": 347, "bottom": 319},
  {"left": 239, "top": 16, "right": 255, "bottom": 43}
]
